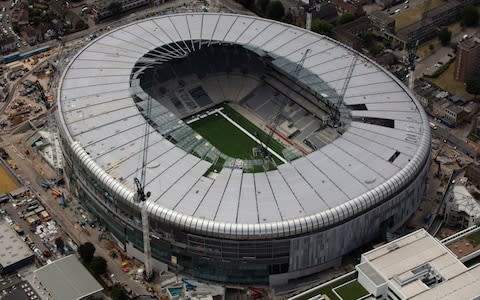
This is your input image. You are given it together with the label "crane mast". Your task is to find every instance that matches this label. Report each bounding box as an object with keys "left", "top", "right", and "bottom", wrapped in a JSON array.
[
  {"left": 134, "top": 93, "right": 153, "bottom": 281},
  {"left": 328, "top": 55, "right": 358, "bottom": 126},
  {"left": 406, "top": 0, "right": 432, "bottom": 90}
]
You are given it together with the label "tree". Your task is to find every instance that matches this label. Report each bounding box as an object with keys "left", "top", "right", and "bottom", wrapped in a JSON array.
[
  {"left": 361, "top": 31, "right": 375, "bottom": 46},
  {"left": 437, "top": 28, "right": 451, "bottom": 46},
  {"left": 466, "top": 75, "right": 480, "bottom": 99},
  {"left": 462, "top": 4, "right": 479, "bottom": 27},
  {"left": 236, "top": 0, "right": 254, "bottom": 9},
  {"left": 110, "top": 284, "right": 128, "bottom": 300},
  {"left": 258, "top": 0, "right": 270, "bottom": 13},
  {"left": 78, "top": 242, "right": 95, "bottom": 263},
  {"left": 266, "top": 1, "right": 284, "bottom": 21},
  {"left": 90, "top": 256, "right": 107, "bottom": 275},
  {"left": 337, "top": 12, "right": 355, "bottom": 26},
  {"left": 282, "top": 12, "right": 293, "bottom": 24},
  {"left": 108, "top": 1, "right": 122, "bottom": 16},
  {"left": 311, "top": 19, "right": 333, "bottom": 37}
]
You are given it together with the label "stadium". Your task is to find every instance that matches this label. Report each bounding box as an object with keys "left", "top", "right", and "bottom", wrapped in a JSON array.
[{"left": 57, "top": 13, "right": 431, "bottom": 286}]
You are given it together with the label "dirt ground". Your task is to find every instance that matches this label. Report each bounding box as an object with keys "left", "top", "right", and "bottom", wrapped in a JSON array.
[{"left": 447, "top": 237, "right": 480, "bottom": 258}]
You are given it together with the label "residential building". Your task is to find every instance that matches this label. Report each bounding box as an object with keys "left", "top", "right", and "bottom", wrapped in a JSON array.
[
  {"left": 454, "top": 36, "right": 480, "bottom": 82},
  {"left": 11, "top": 9, "right": 29, "bottom": 27},
  {"left": 93, "top": 0, "right": 150, "bottom": 21},
  {"left": 356, "top": 229, "right": 480, "bottom": 299},
  {"left": 444, "top": 104, "right": 467, "bottom": 125},
  {"left": 0, "top": 36, "right": 17, "bottom": 54},
  {"left": 22, "top": 26, "right": 38, "bottom": 45},
  {"left": 397, "top": 0, "right": 462, "bottom": 48},
  {"left": 311, "top": 2, "right": 339, "bottom": 24},
  {"left": 369, "top": 10, "right": 395, "bottom": 33},
  {"left": 450, "top": 94, "right": 469, "bottom": 106},
  {"left": 333, "top": 0, "right": 365, "bottom": 17},
  {"left": 334, "top": 16, "right": 372, "bottom": 50}
]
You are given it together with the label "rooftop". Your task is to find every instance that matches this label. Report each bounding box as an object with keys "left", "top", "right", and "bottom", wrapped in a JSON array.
[
  {"left": 450, "top": 185, "right": 480, "bottom": 220},
  {"left": 358, "top": 229, "right": 480, "bottom": 299},
  {"left": 0, "top": 220, "right": 34, "bottom": 269},
  {"left": 34, "top": 255, "right": 103, "bottom": 300},
  {"left": 57, "top": 13, "right": 430, "bottom": 238}
]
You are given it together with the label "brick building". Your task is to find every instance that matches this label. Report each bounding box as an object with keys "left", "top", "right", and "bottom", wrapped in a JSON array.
[
  {"left": 454, "top": 36, "right": 480, "bottom": 82},
  {"left": 93, "top": 0, "right": 151, "bottom": 21}
]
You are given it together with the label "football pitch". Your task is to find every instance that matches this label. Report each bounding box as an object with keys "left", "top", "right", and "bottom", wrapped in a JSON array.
[
  {"left": 190, "top": 113, "right": 259, "bottom": 159},
  {"left": 189, "top": 106, "right": 285, "bottom": 161}
]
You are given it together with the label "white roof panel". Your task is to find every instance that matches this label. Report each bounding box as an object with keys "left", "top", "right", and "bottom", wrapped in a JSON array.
[
  {"left": 57, "top": 13, "right": 430, "bottom": 238},
  {"left": 237, "top": 173, "right": 259, "bottom": 223},
  {"left": 215, "top": 169, "right": 242, "bottom": 222}
]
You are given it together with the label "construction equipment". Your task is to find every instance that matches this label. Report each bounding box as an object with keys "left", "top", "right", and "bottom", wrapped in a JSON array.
[
  {"left": 59, "top": 192, "right": 67, "bottom": 207},
  {"left": 181, "top": 278, "right": 197, "bottom": 291},
  {"left": 306, "top": 0, "right": 327, "bottom": 31},
  {"left": 247, "top": 287, "right": 265, "bottom": 299},
  {"left": 294, "top": 48, "right": 311, "bottom": 77},
  {"left": 133, "top": 93, "right": 154, "bottom": 281},
  {"left": 328, "top": 54, "right": 358, "bottom": 127},
  {"left": 433, "top": 146, "right": 443, "bottom": 178},
  {"left": 406, "top": 0, "right": 433, "bottom": 90},
  {"left": 263, "top": 111, "right": 283, "bottom": 160}
]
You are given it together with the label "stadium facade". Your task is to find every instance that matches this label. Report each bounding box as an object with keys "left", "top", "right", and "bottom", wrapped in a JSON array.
[{"left": 57, "top": 13, "right": 431, "bottom": 286}]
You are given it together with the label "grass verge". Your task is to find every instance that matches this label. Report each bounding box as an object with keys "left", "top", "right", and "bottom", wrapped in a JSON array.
[
  {"left": 425, "top": 57, "right": 474, "bottom": 99},
  {"left": 335, "top": 280, "right": 369, "bottom": 300},
  {"left": 297, "top": 273, "right": 357, "bottom": 300},
  {"left": 467, "top": 230, "right": 480, "bottom": 246}
]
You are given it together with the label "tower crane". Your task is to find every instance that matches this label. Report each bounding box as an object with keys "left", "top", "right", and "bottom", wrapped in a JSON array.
[
  {"left": 305, "top": 0, "right": 329, "bottom": 31},
  {"left": 263, "top": 110, "right": 283, "bottom": 159},
  {"left": 406, "top": 0, "right": 433, "bottom": 90},
  {"left": 328, "top": 54, "right": 358, "bottom": 127},
  {"left": 294, "top": 48, "right": 311, "bottom": 76},
  {"left": 134, "top": 93, "right": 153, "bottom": 281}
]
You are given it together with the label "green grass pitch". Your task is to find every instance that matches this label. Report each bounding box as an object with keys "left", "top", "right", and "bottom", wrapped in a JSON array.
[{"left": 189, "top": 113, "right": 260, "bottom": 160}]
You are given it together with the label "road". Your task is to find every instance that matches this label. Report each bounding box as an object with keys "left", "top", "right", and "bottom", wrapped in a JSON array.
[
  {"left": 431, "top": 125, "right": 478, "bottom": 158},
  {"left": 0, "top": 135, "right": 149, "bottom": 297}
]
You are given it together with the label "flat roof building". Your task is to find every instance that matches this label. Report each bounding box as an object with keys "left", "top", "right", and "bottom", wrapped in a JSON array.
[
  {"left": 0, "top": 220, "right": 35, "bottom": 274},
  {"left": 356, "top": 229, "right": 480, "bottom": 299},
  {"left": 34, "top": 255, "right": 103, "bottom": 300}
]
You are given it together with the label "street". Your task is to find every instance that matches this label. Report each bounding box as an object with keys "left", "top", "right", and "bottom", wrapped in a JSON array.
[
  {"left": 0, "top": 134, "right": 149, "bottom": 296},
  {"left": 431, "top": 124, "right": 478, "bottom": 159}
]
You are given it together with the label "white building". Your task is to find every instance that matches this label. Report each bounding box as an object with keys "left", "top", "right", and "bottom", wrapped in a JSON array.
[
  {"left": 356, "top": 229, "right": 480, "bottom": 299},
  {"left": 34, "top": 255, "right": 103, "bottom": 300},
  {"left": 445, "top": 184, "right": 480, "bottom": 228}
]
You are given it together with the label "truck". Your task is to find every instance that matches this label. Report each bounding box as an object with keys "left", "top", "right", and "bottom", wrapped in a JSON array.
[
  {"left": 12, "top": 224, "right": 24, "bottom": 235},
  {"left": 429, "top": 122, "right": 437, "bottom": 130}
]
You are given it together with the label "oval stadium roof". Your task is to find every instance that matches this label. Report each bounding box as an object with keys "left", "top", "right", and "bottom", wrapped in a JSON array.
[{"left": 57, "top": 13, "right": 430, "bottom": 239}]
